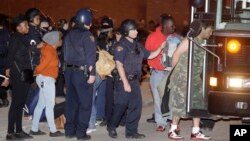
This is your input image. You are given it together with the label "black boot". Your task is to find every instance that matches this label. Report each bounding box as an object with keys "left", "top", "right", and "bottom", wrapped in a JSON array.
[
  {"left": 126, "top": 133, "right": 146, "bottom": 139},
  {"left": 15, "top": 131, "right": 33, "bottom": 139},
  {"left": 107, "top": 127, "right": 117, "bottom": 138},
  {"left": 6, "top": 133, "right": 16, "bottom": 140}
]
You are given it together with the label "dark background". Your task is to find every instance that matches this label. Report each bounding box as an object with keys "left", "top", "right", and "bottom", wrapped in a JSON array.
[{"left": 0, "top": 0, "right": 190, "bottom": 31}]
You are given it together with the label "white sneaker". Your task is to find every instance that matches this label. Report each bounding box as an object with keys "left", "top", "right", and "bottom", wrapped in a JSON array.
[
  {"left": 191, "top": 131, "right": 212, "bottom": 140},
  {"left": 86, "top": 128, "right": 96, "bottom": 134},
  {"left": 168, "top": 129, "right": 184, "bottom": 140}
]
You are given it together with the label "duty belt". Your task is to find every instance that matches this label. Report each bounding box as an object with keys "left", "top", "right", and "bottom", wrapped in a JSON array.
[
  {"left": 66, "top": 64, "right": 85, "bottom": 71},
  {"left": 127, "top": 74, "right": 139, "bottom": 81}
]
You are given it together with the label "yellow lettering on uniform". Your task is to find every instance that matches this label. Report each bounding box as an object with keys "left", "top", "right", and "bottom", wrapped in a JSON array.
[{"left": 116, "top": 46, "right": 123, "bottom": 52}]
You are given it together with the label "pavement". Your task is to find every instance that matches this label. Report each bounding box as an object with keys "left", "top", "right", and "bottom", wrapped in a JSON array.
[{"left": 0, "top": 76, "right": 243, "bottom": 141}]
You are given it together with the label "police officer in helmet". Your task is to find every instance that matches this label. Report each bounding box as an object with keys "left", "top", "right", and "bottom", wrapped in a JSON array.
[
  {"left": 107, "top": 19, "right": 166, "bottom": 139},
  {"left": 63, "top": 8, "right": 96, "bottom": 140},
  {"left": 25, "top": 8, "right": 43, "bottom": 68}
]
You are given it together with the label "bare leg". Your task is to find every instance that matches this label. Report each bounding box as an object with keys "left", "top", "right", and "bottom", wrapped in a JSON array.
[
  {"left": 168, "top": 116, "right": 184, "bottom": 139},
  {"left": 193, "top": 117, "right": 200, "bottom": 127},
  {"left": 172, "top": 116, "right": 180, "bottom": 125},
  {"left": 191, "top": 117, "right": 212, "bottom": 140}
]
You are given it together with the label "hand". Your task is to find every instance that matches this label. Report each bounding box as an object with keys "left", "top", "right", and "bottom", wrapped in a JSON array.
[
  {"left": 31, "top": 82, "right": 38, "bottom": 88},
  {"left": 37, "top": 42, "right": 44, "bottom": 48},
  {"left": 5, "top": 69, "right": 10, "bottom": 77},
  {"left": 1, "top": 79, "right": 9, "bottom": 87},
  {"left": 160, "top": 41, "right": 167, "bottom": 50},
  {"left": 87, "top": 75, "right": 96, "bottom": 84},
  {"left": 123, "top": 81, "right": 131, "bottom": 93}
]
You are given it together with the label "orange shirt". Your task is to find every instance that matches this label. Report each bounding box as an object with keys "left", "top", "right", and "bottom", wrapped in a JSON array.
[
  {"left": 145, "top": 26, "right": 166, "bottom": 70},
  {"left": 34, "top": 43, "right": 59, "bottom": 79}
]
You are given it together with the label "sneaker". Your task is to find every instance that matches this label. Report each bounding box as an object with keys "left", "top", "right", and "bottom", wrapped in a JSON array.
[
  {"left": 86, "top": 128, "right": 96, "bottom": 134},
  {"left": 30, "top": 130, "right": 46, "bottom": 135},
  {"left": 95, "top": 121, "right": 100, "bottom": 126},
  {"left": 100, "top": 120, "right": 107, "bottom": 126},
  {"left": 168, "top": 129, "right": 184, "bottom": 140},
  {"left": 156, "top": 126, "right": 165, "bottom": 132},
  {"left": 15, "top": 131, "right": 33, "bottom": 139},
  {"left": 24, "top": 115, "right": 32, "bottom": 121},
  {"left": 49, "top": 131, "right": 64, "bottom": 137},
  {"left": 191, "top": 131, "right": 212, "bottom": 140},
  {"left": 146, "top": 114, "right": 156, "bottom": 123}
]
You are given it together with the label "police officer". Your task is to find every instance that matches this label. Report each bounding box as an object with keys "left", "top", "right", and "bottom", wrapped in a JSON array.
[
  {"left": 25, "top": 8, "right": 43, "bottom": 67},
  {"left": 63, "top": 8, "right": 96, "bottom": 140},
  {"left": 24, "top": 8, "right": 44, "bottom": 119},
  {"left": 107, "top": 19, "right": 165, "bottom": 139}
]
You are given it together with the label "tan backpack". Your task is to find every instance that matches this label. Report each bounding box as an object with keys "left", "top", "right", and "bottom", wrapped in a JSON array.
[{"left": 96, "top": 49, "right": 115, "bottom": 76}]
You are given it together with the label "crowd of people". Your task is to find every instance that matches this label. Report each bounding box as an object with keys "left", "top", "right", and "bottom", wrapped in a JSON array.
[{"left": 0, "top": 6, "right": 213, "bottom": 141}]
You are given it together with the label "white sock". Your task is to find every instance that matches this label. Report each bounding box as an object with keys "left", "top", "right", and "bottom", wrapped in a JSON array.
[
  {"left": 192, "top": 127, "right": 200, "bottom": 134},
  {"left": 169, "top": 124, "right": 178, "bottom": 132}
]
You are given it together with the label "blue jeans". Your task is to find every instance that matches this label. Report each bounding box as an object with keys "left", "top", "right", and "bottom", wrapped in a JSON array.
[
  {"left": 150, "top": 69, "right": 171, "bottom": 127},
  {"left": 32, "top": 75, "right": 57, "bottom": 133},
  {"left": 96, "top": 79, "right": 106, "bottom": 119},
  {"left": 88, "top": 75, "right": 103, "bottom": 129}
]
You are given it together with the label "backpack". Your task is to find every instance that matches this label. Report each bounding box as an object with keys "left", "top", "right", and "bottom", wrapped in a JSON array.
[{"left": 96, "top": 48, "right": 115, "bottom": 76}]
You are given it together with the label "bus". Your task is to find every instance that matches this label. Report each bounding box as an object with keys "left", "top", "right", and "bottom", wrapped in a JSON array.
[{"left": 187, "top": 0, "right": 250, "bottom": 123}]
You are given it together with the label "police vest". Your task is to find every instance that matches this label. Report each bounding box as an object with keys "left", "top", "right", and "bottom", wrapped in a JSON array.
[
  {"left": 121, "top": 40, "right": 144, "bottom": 76},
  {"left": 26, "top": 25, "right": 43, "bottom": 67}
]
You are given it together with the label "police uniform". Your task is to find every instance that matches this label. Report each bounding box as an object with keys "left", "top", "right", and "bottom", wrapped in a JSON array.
[
  {"left": 107, "top": 37, "right": 150, "bottom": 137},
  {"left": 26, "top": 24, "right": 43, "bottom": 67},
  {"left": 63, "top": 8, "right": 96, "bottom": 140},
  {"left": 25, "top": 8, "right": 43, "bottom": 67},
  {"left": 24, "top": 9, "right": 44, "bottom": 118}
]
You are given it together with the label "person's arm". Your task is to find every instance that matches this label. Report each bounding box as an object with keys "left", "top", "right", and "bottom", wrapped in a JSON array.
[
  {"left": 171, "top": 37, "right": 189, "bottom": 67},
  {"left": 114, "top": 45, "right": 131, "bottom": 93},
  {"left": 147, "top": 41, "right": 166, "bottom": 59},
  {"left": 116, "top": 61, "right": 131, "bottom": 92},
  {"left": 0, "top": 75, "right": 9, "bottom": 87},
  {"left": 84, "top": 33, "right": 97, "bottom": 84},
  {"left": 5, "top": 35, "right": 17, "bottom": 77}
]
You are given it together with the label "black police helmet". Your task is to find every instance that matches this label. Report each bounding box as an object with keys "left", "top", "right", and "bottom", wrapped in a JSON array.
[
  {"left": 75, "top": 8, "right": 93, "bottom": 26},
  {"left": 25, "top": 8, "right": 41, "bottom": 22},
  {"left": 120, "top": 19, "right": 138, "bottom": 36}
]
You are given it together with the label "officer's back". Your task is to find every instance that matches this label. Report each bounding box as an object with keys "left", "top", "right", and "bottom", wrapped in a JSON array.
[
  {"left": 63, "top": 8, "right": 96, "bottom": 140},
  {"left": 63, "top": 27, "right": 93, "bottom": 66}
]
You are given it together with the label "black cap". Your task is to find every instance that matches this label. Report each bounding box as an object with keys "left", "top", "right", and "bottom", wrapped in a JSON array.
[
  {"left": 12, "top": 14, "right": 26, "bottom": 28},
  {"left": 101, "top": 16, "right": 113, "bottom": 28}
]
